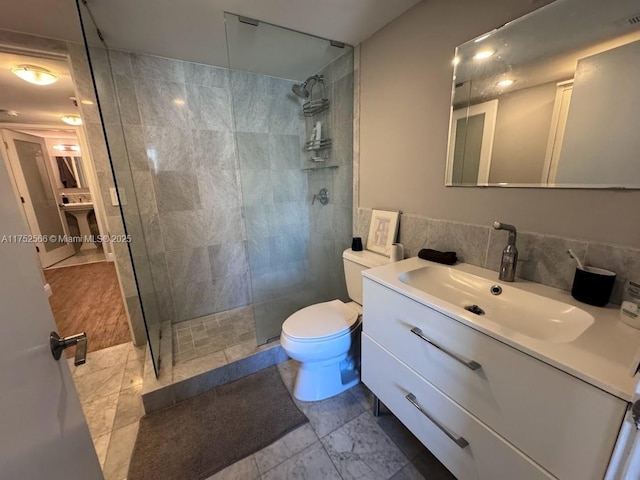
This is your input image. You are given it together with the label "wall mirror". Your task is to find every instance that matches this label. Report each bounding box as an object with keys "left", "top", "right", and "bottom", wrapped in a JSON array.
[
  {"left": 446, "top": 0, "right": 640, "bottom": 188},
  {"left": 53, "top": 154, "right": 87, "bottom": 189}
]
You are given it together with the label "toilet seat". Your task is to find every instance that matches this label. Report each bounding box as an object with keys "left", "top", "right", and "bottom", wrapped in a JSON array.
[{"left": 282, "top": 299, "right": 359, "bottom": 343}]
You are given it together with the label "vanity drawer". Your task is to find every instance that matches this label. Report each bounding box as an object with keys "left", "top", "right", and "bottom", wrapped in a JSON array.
[
  {"left": 362, "top": 334, "right": 555, "bottom": 480},
  {"left": 363, "top": 278, "right": 626, "bottom": 480}
]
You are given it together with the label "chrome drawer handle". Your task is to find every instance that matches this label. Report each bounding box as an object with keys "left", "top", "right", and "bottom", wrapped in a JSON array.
[
  {"left": 410, "top": 327, "right": 481, "bottom": 371},
  {"left": 406, "top": 393, "right": 469, "bottom": 449}
]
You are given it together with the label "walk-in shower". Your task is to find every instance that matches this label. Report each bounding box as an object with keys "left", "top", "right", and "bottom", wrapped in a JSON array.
[{"left": 75, "top": 1, "right": 354, "bottom": 377}]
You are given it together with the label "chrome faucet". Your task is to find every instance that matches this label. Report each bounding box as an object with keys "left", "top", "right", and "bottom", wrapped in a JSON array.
[{"left": 493, "top": 222, "right": 518, "bottom": 282}]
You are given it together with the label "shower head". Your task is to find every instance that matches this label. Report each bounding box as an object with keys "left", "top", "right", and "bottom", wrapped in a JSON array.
[
  {"left": 292, "top": 82, "right": 309, "bottom": 98},
  {"left": 291, "top": 74, "right": 324, "bottom": 98}
]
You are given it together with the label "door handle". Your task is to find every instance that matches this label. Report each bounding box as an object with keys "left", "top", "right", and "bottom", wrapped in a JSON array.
[{"left": 50, "top": 331, "right": 87, "bottom": 366}]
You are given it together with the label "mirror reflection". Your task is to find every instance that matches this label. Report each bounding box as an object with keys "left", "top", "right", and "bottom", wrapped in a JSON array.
[{"left": 447, "top": 0, "right": 640, "bottom": 188}]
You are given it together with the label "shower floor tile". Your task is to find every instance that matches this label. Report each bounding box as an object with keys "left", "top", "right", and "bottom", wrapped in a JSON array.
[{"left": 172, "top": 306, "right": 256, "bottom": 365}]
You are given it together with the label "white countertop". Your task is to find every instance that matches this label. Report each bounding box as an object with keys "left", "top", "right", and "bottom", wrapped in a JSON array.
[{"left": 363, "top": 257, "right": 640, "bottom": 401}]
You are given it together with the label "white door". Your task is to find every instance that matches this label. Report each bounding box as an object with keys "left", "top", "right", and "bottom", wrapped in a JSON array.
[
  {"left": 1, "top": 129, "right": 75, "bottom": 268},
  {"left": 0, "top": 138, "right": 103, "bottom": 478}
]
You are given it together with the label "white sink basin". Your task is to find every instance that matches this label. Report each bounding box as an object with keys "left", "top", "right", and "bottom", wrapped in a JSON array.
[
  {"left": 398, "top": 265, "right": 594, "bottom": 343},
  {"left": 61, "top": 202, "right": 93, "bottom": 212}
]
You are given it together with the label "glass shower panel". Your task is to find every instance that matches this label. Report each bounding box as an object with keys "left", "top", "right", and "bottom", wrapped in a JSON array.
[
  {"left": 76, "top": 1, "right": 164, "bottom": 375},
  {"left": 224, "top": 13, "right": 354, "bottom": 344}
]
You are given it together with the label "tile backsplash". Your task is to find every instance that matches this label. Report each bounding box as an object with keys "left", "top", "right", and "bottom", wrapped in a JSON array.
[{"left": 355, "top": 208, "right": 640, "bottom": 305}]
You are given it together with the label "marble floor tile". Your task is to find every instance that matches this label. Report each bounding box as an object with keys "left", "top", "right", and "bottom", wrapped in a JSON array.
[
  {"left": 172, "top": 350, "right": 228, "bottom": 382},
  {"left": 128, "top": 342, "right": 147, "bottom": 361},
  {"left": 73, "top": 343, "right": 130, "bottom": 378},
  {"left": 277, "top": 359, "right": 298, "bottom": 394},
  {"left": 297, "top": 389, "right": 364, "bottom": 438},
  {"left": 205, "top": 455, "right": 260, "bottom": 480},
  {"left": 74, "top": 363, "right": 126, "bottom": 404},
  {"left": 375, "top": 413, "right": 425, "bottom": 461},
  {"left": 113, "top": 386, "right": 144, "bottom": 430},
  {"left": 92, "top": 432, "right": 111, "bottom": 468},
  {"left": 349, "top": 382, "right": 376, "bottom": 412},
  {"left": 254, "top": 423, "right": 318, "bottom": 473},
  {"left": 121, "top": 356, "right": 145, "bottom": 390},
  {"left": 102, "top": 421, "right": 139, "bottom": 480},
  {"left": 321, "top": 412, "right": 408, "bottom": 480},
  {"left": 390, "top": 462, "right": 426, "bottom": 480},
  {"left": 82, "top": 392, "right": 119, "bottom": 439},
  {"left": 260, "top": 442, "right": 341, "bottom": 480}
]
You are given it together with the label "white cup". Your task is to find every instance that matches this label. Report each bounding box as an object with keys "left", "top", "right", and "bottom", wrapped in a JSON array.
[{"left": 390, "top": 243, "right": 404, "bottom": 262}]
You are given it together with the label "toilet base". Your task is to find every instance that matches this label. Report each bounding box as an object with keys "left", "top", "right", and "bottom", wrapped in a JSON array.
[{"left": 293, "top": 357, "right": 360, "bottom": 402}]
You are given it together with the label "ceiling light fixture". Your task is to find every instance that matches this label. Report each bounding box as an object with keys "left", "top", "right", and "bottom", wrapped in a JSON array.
[
  {"left": 496, "top": 79, "right": 515, "bottom": 88},
  {"left": 53, "top": 144, "right": 81, "bottom": 152},
  {"left": 11, "top": 65, "right": 58, "bottom": 86},
  {"left": 60, "top": 115, "right": 83, "bottom": 126},
  {"left": 473, "top": 50, "right": 495, "bottom": 60}
]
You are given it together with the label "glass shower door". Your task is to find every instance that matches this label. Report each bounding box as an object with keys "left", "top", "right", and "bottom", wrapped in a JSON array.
[{"left": 224, "top": 13, "right": 354, "bottom": 344}]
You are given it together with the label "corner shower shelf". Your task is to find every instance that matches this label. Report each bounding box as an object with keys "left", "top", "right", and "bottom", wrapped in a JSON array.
[
  {"left": 305, "top": 138, "right": 332, "bottom": 151},
  {"left": 301, "top": 164, "right": 339, "bottom": 171},
  {"left": 303, "top": 98, "right": 330, "bottom": 116}
]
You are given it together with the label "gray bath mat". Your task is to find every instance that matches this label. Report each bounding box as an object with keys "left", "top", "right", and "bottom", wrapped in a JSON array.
[{"left": 128, "top": 365, "right": 308, "bottom": 480}]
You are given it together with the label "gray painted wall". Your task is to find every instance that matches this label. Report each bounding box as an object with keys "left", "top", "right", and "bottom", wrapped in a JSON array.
[{"left": 359, "top": 0, "right": 640, "bottom": 248}]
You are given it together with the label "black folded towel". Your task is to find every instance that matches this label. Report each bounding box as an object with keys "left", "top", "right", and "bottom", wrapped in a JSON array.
[{"left": 418, "top": 248, "right": 458, "bottom": 265}]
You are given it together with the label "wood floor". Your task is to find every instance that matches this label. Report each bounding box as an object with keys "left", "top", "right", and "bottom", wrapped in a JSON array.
[{"left": 44, "top": 261, "right": 131, "bottom": 356}]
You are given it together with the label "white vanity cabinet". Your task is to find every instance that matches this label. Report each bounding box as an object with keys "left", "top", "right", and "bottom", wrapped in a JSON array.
[{"left": 361, "top": 277, "right": 628, "bottom": 480}]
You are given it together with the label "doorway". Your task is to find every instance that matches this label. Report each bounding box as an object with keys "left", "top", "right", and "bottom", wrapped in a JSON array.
[{"left": 0, "top": 48, "right": 132, "bottom": 355}]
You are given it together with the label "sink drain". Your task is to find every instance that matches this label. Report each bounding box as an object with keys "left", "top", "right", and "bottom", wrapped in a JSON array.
[{"left": 464, "top": 304, "right": 485, "bottom": 316}]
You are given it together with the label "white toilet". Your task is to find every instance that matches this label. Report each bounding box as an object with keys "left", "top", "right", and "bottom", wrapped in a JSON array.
[{"left": 281, "top": 248, "right": 389, "bottom": 401}]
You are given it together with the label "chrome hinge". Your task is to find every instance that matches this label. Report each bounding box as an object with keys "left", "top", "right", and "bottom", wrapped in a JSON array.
[
  {"left": 3, "top": 141, "right": 8, "bottom": 150},
  {"left": 35, "top": 245, "right": 40, "bottom": 253},
  {"left": 20, "top": 196, "right": 25, "bottom": 204},
  {"left": 632, "top": 400, "right": 640, "bottom": 430}
]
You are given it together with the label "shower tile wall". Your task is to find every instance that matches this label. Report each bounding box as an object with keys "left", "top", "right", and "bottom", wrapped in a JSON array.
[
  {"left": 306, "top": 52, "right": 355, "bottom": 302},
  {"left": 232, "top": 72, "right": 310, "bottom": 344},
  {"left": 99, "top": 51, "right": 317, "bottom": 347},
  {"left": 99, "top": 51, "right": 251, "bottom": 325}
]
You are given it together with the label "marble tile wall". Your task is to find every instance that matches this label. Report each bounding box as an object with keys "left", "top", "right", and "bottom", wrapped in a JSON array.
[
  {"left": 93, "top": 46, "right": 328, "bottom": 354},
  {"left": 65, "top": 36, "right": 353, "bottom": 362},
  {"left": 89, "top": 51, "right": 251, "bottom": 326},
  {"left": 355, "top": 207, "right": 640, "bottom": 304},
  {"left": 305, "top": 51, "right": 355, "bottom": 304},
  {"left": 231, "top": 72, "right": 311, "bottom": 344}
]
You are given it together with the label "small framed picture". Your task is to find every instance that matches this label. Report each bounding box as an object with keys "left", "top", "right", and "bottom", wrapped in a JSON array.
[{"left": 367, "top": 209, "right": 400, "bottom": 256}]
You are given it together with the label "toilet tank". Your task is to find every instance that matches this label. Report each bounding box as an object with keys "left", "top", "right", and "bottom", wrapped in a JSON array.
[{"left": 342, "top": 248, "right": 389, "bottom": 305}]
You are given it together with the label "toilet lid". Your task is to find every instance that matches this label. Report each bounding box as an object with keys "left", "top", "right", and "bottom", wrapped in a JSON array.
[{"left": 282, "top": 300, "right": 359, "bottom": 341}]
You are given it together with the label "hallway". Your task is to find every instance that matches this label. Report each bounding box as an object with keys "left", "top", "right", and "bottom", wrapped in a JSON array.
[{"left": 44, "top": 261, "right": 131, "bottom": 355}]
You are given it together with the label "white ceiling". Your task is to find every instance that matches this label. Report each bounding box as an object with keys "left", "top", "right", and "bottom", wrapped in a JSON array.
[
  {"left": 0, "top": 0, "right": 422, "bottom": 70},
  {"left": 0, "top": 52, "right": 80, "bottom": 124},
  {"left": 0, "top": 0, "right": 421, "bottom": 125}
]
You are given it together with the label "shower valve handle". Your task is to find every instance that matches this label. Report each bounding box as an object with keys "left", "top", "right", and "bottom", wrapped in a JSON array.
[{"left": 312, "top": 188, "right": 329, "bottom": 205}]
